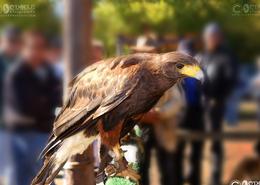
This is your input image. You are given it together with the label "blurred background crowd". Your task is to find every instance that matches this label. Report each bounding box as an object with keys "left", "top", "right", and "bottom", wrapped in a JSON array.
[{"left": 0, "top": 0, "right": 260, "bottom": 185}]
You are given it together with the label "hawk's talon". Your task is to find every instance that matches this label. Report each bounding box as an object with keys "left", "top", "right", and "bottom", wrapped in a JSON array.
[
  {"left": 104, "top": 164, "right": 117, "bottom": 177},
  {"left": 104, "top": 160, "right": 140, "bottom": 184}
]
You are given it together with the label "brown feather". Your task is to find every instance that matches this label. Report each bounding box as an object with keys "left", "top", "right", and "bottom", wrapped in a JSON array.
[{"left": 53, "top": 54, "right": 144, "bottom": 137}]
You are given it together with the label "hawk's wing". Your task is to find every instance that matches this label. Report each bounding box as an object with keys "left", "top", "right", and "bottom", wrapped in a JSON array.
[
  {"left": 40, "top": 54, "right": 155, "bottom": 158},
  {"left": 53, "top": 54, "right": 147, "bottom": 137}
]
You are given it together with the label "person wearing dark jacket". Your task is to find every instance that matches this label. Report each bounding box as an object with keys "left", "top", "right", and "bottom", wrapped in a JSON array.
[
  {"left": 4, "top": 30, "right": 62, "bottom": 185},
  {"left": 0, "top": 25, "right": 21, "bottom": 183},
  {"left": 0, "top": 26, "right": 21, "bottom": 127},
  {"left": 175, "top": 39, "right": 205, "bottom": 185},
  {"left": 196, "top": 23, "right": 238, "bottom": 185}
]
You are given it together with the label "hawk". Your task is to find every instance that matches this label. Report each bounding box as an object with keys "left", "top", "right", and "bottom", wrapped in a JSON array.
[{"left": 32, "top": 52, "right": 203, "bottom": 185}]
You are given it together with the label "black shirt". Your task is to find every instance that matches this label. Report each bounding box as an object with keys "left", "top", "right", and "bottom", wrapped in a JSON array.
[
  {"left": 4, "top": 60, "right": 62, "bottom": 132},
  {"left": 196, "top": 46, "right": 238, "bottom": 101}
]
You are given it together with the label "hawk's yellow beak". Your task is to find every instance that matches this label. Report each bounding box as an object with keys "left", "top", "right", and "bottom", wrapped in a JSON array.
[{"left": 179, "top": 65, "right": 204, "bottom": 81}]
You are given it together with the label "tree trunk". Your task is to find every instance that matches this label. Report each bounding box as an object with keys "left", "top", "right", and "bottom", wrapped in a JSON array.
[{"left": 63, "top": 0, "right": 94, "bottom": 185}]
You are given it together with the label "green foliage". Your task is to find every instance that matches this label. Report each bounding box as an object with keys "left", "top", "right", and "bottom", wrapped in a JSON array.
[
  {"left": 129, "top": 162, "right": 140, "bottom": 172},
  {"left": 0, "top": 0, "right": 60, "bottom": 35},
  {"left": 0, "top": 0, "right": 258, "bottom": 61},
  {"left": 105, "top": 177, "right": 137, "bottom": 185},
  {"left": 94, "top": 0, "right": 260, "bottom": 61}
]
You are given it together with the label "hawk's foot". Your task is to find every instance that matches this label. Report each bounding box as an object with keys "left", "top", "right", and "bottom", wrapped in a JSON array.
[
  {"left": 117, "top": 166, "right": 140, "bottom": 184},
  {"left": 104, "top": 158, "right": 127, "bottom": 176},
  {"left": 104, "top": 159, "right": 140, "bottom": 183}
]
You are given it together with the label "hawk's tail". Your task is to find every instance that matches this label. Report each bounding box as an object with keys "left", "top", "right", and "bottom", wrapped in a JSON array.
[
  {"left": 32, "top": 131, "right": 98, "bottom": 185},
  {"left": 31, "top": 154, "right": 66, "bottom": 185}
]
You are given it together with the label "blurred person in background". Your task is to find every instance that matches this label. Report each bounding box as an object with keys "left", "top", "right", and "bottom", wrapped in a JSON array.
[
  {"left": 4, "top": 30, "right": 62, "bottom": 185},
  {"left": 47, "top": 37, "right": 63, "bottom": 80},
  {"left": 127, "top": 35, "right": 160, "bottom": 185},
  {"left": 0, "top": 25, "right": 21, "bottom": 184},
  {"left": 149, "top": 83, "right": 185, "bottom": 185},
  {"left": 250, "top": 56, "right": 260, "bottom": 157},
  {"left": 131, "top": 36, "right": 186, "bottom": 185},
  {"left": 0, "top": 25, "right": 21, "bottom": 126},
  {"left": 174, "top": 39, "right": 205, "bottom": 185},
  {"left": 196, "top": 23, "right": 238, "bottom": 185},
  {"left": 91, "top": 39, "right": 105, "bottom": 64},
  {"left": 251, "top": 57, "right": 260, "bottom": 129},
  {"left": 140, "top": 83, "right": 185, "bottom": 185}
]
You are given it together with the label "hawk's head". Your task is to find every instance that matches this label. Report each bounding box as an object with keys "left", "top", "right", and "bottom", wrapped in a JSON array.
[{"left": 160, "top": 52, "right": 204, "bottom": 82}]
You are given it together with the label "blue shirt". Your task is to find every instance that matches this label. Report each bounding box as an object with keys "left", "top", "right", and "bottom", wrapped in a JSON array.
[{"left": 183, "top": 78, "right": 202, "bottom": 107}]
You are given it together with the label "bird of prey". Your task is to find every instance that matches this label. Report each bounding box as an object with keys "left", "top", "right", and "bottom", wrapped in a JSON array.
[{"left": 32, "top": 52, "right": 203, "bottom": 185}]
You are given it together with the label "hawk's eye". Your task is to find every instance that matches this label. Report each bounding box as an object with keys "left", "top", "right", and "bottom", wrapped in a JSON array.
[{"left": 176, "top": 63, "right": 184, "bottom": 69}]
